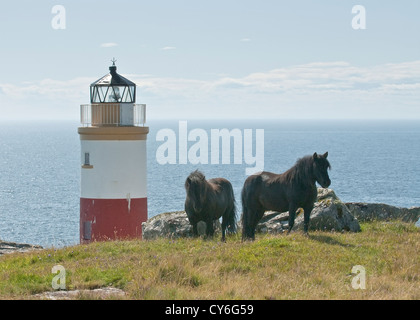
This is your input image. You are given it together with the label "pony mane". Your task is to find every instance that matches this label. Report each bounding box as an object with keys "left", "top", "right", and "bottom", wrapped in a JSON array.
[
  {"left": 283, "top": 154, "right": 331, "bottom": 185},
  {"left": 283, "top": 155, "right": 315, "bottom": 185},
  {"left": 189, "top": 170, "right": 205, "bottom": 182},
  {"left": 185, "top": 170, "right": 206, "bottom": 189}
]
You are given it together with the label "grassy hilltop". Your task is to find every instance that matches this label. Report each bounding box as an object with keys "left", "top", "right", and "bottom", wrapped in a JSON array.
[{"left": 0, "top": 221, "right": 419, "bottom": 300}]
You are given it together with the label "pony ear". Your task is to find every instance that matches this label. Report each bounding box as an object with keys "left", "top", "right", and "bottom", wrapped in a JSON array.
[
  {"left": 186, "top": 177, "right": 191, "bottom": 185},
  {"left": 313, "top": 152, "right": 318, "bottom": 159},
  {"left": 323, "top": 152, "right": 328, "bottom": 158}
]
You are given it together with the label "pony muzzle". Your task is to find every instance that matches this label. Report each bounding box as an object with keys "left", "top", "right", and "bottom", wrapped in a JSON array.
[{"left": 321, "top": 178, "right": 331, "bottom": 188}]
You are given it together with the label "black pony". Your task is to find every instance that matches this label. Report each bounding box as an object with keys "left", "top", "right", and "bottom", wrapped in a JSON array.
[
  {"left": 184, "top": 170, "right": 237, "bottom": 241},
  {"left": 241, "top": 152, "right": 331, "bottom": 240}
]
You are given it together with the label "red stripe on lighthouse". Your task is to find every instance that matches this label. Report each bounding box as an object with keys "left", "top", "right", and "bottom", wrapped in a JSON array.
[{"left": 80, "top": 197, "right": 147, "bottom": 243}]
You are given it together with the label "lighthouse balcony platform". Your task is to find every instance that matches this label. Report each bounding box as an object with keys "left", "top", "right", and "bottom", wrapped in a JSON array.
[{"left": 80, "top": 103, "right": 146, "bottom": 127}]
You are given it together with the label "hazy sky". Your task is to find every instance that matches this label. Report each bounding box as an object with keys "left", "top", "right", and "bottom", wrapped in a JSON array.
[{"left": 0, "top": 0, "right": 419, "bottom": 120}]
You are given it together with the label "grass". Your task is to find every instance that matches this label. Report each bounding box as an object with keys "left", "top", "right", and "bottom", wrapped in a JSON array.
[{"left": 0, "top": 220, "right": 419, "bottom": 300}]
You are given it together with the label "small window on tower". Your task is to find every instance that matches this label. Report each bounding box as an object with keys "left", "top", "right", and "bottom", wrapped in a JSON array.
[
  {"left": 84, "top": 153, "right": 90, "bottom": 165},
  {"left": 82, "top": 152, "right": 93, "bottom": 169}
]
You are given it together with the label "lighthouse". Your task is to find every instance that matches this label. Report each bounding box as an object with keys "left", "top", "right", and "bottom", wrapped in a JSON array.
[{"left": 78, "top": 59, "right": 148, "bottom": 243}]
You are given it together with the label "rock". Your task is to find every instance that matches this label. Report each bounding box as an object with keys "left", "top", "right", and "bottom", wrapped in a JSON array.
[
  {"left": 143, "top": 189, "right": 419, "bottom": 238},
  {"left": 255, "top": 211, "right": 289, "bottom": 234},
  {"left": 415, "top": 218, "right": 420, "bottom": 228},
  {"left": 295, "top": 191, "right": 361, "bottom": 232},
  {"left": 345, "top": 203, "right": 420, "bottom": 223},
  {"left": 256, "top": 189, "right": 361, "bottom": 233},
  {"left": 142, "top": 211, "right": 190, "bottom": 240},
  {"left": 0, "top": 240, "right": 43, "bottom": 256},
  {"left": 33, "top": 287, "right": 126, "bottom": 300},
  {"left": 142, "top": 211, "right": 221, "bottom": 240}
]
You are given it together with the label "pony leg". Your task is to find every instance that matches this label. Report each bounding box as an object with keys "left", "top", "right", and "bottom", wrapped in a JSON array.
[
  {"left": 251, "top": 208, "right": 265, "bottom": 240},
  {"left": 221, "top": 220, "right": 227, "bottom": 242},
  {"left": 241, "top": 208, "right": 253, "bottom": 241},
  {"left": 206, "top": 218, "right": 215, "bottom": 238},
  {"left": 227, "top": 204, "right": 237, "bottom": 234},
  {"left": 221, "top": 213, "right": 228, "bottom": 242},
  {"left": 287, "top": 204, "right": 298, "bottom": 234},
  {"left": 221, "top": 205, "right": 237, "bottom": 242},
  {"left": 241, "top": 207, "right": 255, "bottom": 241},
  {"left": 303, "top": 205, "right": 313, "bottom": 234},
  {"left": 242, "top": 206, "right": 264, "bottom": 241},
  {"left": 192, "top": 222, "right": 198, "bottom": 237}
]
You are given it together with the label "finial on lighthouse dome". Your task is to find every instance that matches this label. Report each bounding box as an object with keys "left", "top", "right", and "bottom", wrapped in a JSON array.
[
  {"left": 109, "top": 57, "right": 117, "bottom": 74},
  {"left": 90, "top": 58, "right": 136, "bottom": 103}
]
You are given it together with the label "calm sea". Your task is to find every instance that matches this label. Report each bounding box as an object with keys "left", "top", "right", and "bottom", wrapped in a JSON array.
[{"left": 0, "top": 119, "right": 419, "bottom": 248}]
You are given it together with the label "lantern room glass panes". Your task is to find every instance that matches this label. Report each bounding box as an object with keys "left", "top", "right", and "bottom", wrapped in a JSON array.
[{"left": 90, "top": 85, "right": 135, "bottom": 103}]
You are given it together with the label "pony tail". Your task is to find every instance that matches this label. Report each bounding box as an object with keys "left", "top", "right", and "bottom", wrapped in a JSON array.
[
  {"left": 228, "top": 185, "right": 237, "bottom": 233},
  {"left": 241, "top": 174, "right": 265, "bottom": 240}
]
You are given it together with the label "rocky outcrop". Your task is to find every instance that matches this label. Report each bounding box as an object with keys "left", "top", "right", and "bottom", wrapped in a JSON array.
[
  {"left": 143, "top": 189, "right": 420, "bottom": 239},
  {"left": 142, "top": 211, "right": 221, "bottom": 240},
  {"left": 345, "top": 203, "right": 420, "bottom": 223},
  {"left": 0, "top": 241, "right": 43, "bottom": 256},
  {"left": 143, "top": 189, "right": 362, "bottom": 239},
  {"left": 142, "top": 211, "right": 191, "bottom": 240},
  {"left": 256, "top": 188, "right": 361, "bottom": 234}
]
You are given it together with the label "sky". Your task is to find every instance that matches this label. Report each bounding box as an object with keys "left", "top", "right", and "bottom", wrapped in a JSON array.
[{"left": 0, "top": 0, "right": 419, "bottom": 120}]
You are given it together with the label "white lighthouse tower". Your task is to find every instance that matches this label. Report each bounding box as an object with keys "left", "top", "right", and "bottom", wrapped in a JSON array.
[{"left": 78, "top": 59, "right": 148, "bottom": 243}]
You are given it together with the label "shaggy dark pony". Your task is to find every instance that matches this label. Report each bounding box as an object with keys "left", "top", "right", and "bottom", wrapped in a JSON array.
[
  {"left": 241, "top": 152, "right": 331, "bottom": 240},
  {"left": 184, "top": 170, "right": 237, "bottom": 241}
]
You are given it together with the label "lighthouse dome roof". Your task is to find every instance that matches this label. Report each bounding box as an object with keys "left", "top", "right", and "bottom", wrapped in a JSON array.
[{"left": 91, "top": 67, "right": 136, "bottom": 87}]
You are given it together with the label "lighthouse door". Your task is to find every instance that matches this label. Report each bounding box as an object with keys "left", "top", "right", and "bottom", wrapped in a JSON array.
[{"left": 83, "top": 221, "right": 92, "bottom": 240}]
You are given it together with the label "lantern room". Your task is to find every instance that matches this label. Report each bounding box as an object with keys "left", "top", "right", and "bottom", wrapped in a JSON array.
[
  {"left": 90, "top": 58, "right": 136, "bottom": 104},
  {"left": 81, "top": 58, "right": 145, "bottom": 127}
]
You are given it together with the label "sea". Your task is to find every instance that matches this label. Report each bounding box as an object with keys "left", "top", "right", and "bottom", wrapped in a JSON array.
[{"left": 0, "top": 119, "right": 419, "bottom": 248}]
